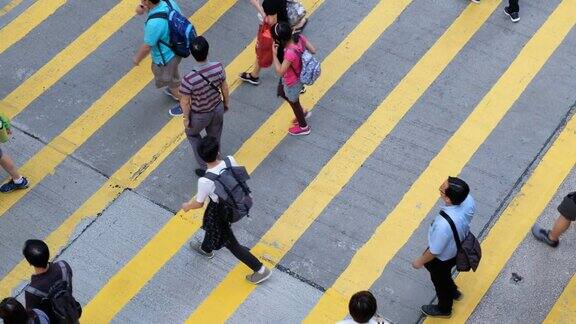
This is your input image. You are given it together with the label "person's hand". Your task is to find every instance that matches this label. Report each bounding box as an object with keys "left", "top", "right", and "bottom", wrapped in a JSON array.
[
  {"left": 182, "top": 202, "right": 191, "bottom": 212},
  {"left": 272, "top": 43, "right": 279, "bottom": 54},
  {"left": 135, "top": 4, "right": 146, "bottom": 15},
  {"left": 412, "top": 258, "right": 424, "bottom": 269},
  {"left": 183, "top": 116, "right": 190, "bottom": 129},
  {"left": 132, "top": 56, "right": 140, "bottom": 66},
  {"left": 6, "top": 128, "right": 12, "bottom": 135},
  {"left": 223, "top": 104, "right": 229, "bottom": 112}
]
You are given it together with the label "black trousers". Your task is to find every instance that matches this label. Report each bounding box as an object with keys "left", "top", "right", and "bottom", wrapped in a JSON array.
[
  {"left": 425, "top": 257, "right": 457, "bottom": 312},
  {"left": 202, "top": 230, "right": 263, "bottom": 272},
  {"left": 508, "top": 0, "right": 519, "bottom": 13}
]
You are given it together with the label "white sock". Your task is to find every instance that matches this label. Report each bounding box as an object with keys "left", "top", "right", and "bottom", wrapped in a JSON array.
[
  {"left": 257, "top": 265, "right": 266, "bottom": 274},
  {"left": 13, "top": 177, "right": 23, "bottom": 185}
]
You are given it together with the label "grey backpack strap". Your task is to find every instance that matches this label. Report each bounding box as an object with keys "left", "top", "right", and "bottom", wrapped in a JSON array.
[
  {"left": 202, "top": 172, "right": 218, "bottom": 181},
  {"left": 57, "top": 261, "right": 69, "bottom": 283},
  {"left": 24, "top": 286, "right": 48, "bottom": 298}
]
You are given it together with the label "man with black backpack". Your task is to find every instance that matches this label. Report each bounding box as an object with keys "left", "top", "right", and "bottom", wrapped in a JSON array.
[
  {"left": 182, "top": 136, "right": 272, "bottom": 284},
  {"left": 133, "top": 0, "right": 187, "bottom": 106},
  {"left": 412, "top": 177, "right": 475, "bottom": 318},
  {"left": 23, "top": 239, "right": 81, "bottom": 323}
]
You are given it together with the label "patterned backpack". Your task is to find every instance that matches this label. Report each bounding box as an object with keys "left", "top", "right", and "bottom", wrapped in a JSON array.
[{"left": 299, "top": 49, "right": 321, "bottom": 85}]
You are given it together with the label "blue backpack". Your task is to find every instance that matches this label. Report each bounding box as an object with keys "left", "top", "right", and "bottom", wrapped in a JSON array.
[{"left": 147, "top": 0, "right": 197, "bottom": 63}]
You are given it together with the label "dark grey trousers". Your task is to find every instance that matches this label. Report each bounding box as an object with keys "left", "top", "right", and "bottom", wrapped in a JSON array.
[{"left": 185, "top": 102, "right": 224, "bottom": 170}]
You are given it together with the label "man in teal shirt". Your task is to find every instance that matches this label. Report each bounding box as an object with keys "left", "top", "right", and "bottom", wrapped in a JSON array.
[{"left": 133, "top": 0, "right": 183, "bottom": 104}]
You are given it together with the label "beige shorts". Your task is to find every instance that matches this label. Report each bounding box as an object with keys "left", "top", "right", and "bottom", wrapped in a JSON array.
[{"left": 151, "top": 56, "right": 182, "bottom": 89}]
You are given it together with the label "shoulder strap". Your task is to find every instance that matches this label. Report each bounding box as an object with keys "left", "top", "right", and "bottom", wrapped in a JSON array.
[
  {"left": 146, "top": 12, "right": 168, "bottom": 23},
  {"left": 56, "top": 261, "right": 69, "bottom": 283},
  {"left": 162, "top": 0, "right": 174, "bottom": 10},
  {"left": 24, "top": 286, "right": 48, "bottom": 298},
  {"left": 192, "top": 69, "right": 221, "bottom": 94},
  {"left": 439, "top": 211, "right": 462, "bottom": 251},
  {"left": 202, "top": 172, "right": 218, "bottom": 181}
]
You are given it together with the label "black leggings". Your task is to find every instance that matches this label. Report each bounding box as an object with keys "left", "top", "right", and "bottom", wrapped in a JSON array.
[
  {"left": 202, "top": 230, "right": 262, "bottom": 272},
  {"left": 508, "top": 0, "right": 519, "bottom": 13}
]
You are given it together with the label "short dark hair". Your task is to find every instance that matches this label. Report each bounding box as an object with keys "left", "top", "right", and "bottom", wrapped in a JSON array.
[
  {"left": 348, "top": 291, "right": 377, "bottom": 323},
  {"left": 262, "top": 1, "right": 280, "bottom": 16},
  {"left": 190, "top": 36, "right": 209, "bottom": 62},
  {"left": 0, "top": 297, "right": 28, "bottom": 324},
  {"left": 198, "top": 136, "right": 219, "bottom": 163},
  {"left": 149, "top": 0, "right": 161, "bottom": 4},
  {"left": 23, "top": 239, "right": 50, "bottom": 268},
  {"left": 445, "top": 176, "right": 470, "bottom": 205}
]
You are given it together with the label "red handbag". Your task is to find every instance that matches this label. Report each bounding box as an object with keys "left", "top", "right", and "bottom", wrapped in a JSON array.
[{"left": 256, "top": 22, "right": 273, "bottom": 68}]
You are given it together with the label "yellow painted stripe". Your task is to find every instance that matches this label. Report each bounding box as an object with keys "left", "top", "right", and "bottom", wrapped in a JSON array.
[
  {"left": 193, "top": 1, "right": 503, "bottom": 322},
  {"left": 0, "top": 0, "right": 237, "bottom": 298},
  {"left": 546, "top": 250, "right": 576, "bottom": 322},
  {"left": 0, "top": 0, "right": 236, "bottom": 218},
  {"left": 82, "top": 0, "right": 406, "bottom": 321},
  {"left": 0, "top": 0, "right": 66, "bottom": 54},
  {"left": 310, "top": 1, "right": 576, "bottom": 322},
  {"left": 440, "top": 119, "right": 576, "bottom": 323},
  {"left": 1, "top": 0, "right": 135, "bottom": 119},
  {"left": 0, "top": 0, "right": 24, "bottom": 17}
]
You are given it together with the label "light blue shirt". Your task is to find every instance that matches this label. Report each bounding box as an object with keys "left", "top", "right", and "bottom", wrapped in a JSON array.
[
  {"left": 428, "top": 194, "right": 475, "bottom": 261},
  {"left": 144, "top": 0, "right": 182, "bottom": 65}
]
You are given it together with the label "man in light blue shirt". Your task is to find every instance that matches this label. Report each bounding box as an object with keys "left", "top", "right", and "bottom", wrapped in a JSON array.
[
  {"left": 133, "top": 0, "right": 183, "bottom": 101},
  {"left": 412, "top": 176, "right": 475, "bottom": 318}
]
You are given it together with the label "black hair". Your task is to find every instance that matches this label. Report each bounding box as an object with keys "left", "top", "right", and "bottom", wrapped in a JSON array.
[
  {"left": 348, "top": 291, "right": 377, "bottom": 323},
  {"left": 198, "top": 136, "right": 220, "bottom": 163},
  {"left": 445, "top": 176, "right": 470, "bottom": 205},
  {"left": 0, "top": 297, "right": 28, "bottom": 324},
  {"left": 262, "top": 1, "right": 278, "bottom": 16},
  {"left": 23, "top": 239, "right": 50, "bottom": 268},
  {"left": 190, "top": 36, "right": 209, "bottom": 62},
  {"left": 271, "top": 22, "right": 298, "bottom": 62},
  {"left": 149, "top": 0, "right": 161, "bottom": 4}
]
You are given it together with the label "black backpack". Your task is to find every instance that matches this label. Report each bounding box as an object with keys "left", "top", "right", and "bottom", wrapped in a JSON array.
[
  {"left": 203, "top": 157, "right": 253, "bottom": 223},
  {"left": 25, "top": 262, "right": 82, "bottom": 324}
]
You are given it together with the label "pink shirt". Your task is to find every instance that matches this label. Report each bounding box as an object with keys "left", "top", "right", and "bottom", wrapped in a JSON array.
[{"left": 283, "top": 35, "right": 307, "bottom": 86}]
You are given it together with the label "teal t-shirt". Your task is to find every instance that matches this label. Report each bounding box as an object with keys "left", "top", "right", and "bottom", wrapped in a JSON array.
[{"left": 144, "top": 0, "right": 183, "bottom": 65}]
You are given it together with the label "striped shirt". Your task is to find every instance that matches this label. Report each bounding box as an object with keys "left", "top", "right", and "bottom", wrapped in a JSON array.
[{"left": 179, "top": 61, "right": 226, "bottom": 112}]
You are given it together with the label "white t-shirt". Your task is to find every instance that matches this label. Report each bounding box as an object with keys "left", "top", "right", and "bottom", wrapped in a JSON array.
[
  {"left": 337, "top": 316, "right": 388, "bottom": 324},
  {"left": 196, "top": 156, "right": 239, "bottom": 203},
  {"left": 428, "top": 194, "right": 475, "bottom": 261}
]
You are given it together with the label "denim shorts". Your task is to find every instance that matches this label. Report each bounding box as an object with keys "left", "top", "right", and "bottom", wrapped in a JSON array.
[{"left": 282, "top": 80, "right": 304, "bottom": 103}]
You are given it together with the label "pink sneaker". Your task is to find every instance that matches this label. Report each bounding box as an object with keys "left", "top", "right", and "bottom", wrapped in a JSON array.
[
  {"left": 288, "top": 124, "right": 311, "bottom": 136},
  {"left": 292, "top": 110, "right": 312, "bottom": 125}
]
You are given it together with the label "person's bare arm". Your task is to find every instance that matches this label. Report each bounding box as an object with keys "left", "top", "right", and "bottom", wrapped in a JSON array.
[
  {"left": 220, "top": 80, "right": 230, "bottom": 111},
  {"left": 182, "top": 200, "right": 204, "bottom": 212},
  {"left": 305, "top": 39, "right": 316, "bottom": 54},
  {"left": 180, "top": 94, "right": 192, "bottom": 128},
  {"left": 412, "top": 248, "right": 436, "bottom": 269},
  {"left": 133, "top": 44, "right": 151, "bottom": 65},
  {"left": 249, "top": 0, "right": 266, "bottom": 18},
  {"left": 272, "top": 44, "right": 292, "bottom": 76}
]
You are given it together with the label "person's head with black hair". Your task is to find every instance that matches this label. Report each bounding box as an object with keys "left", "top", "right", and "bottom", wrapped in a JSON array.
[
  {"left": 143, "top": 0, "right": 161, "bottom": 9},
  {"left": 0, "top": 297, "right": 28, "bottom": 324},
  {"left": 23, "top": 239, "right": 50, "bottom": 269},
  {"left": 439, "top": 176, "right": 470, "bottom": 205},
  {"left": 272, "top": 22, "right": 296, "bottom": 45},
  {"left": 190, "top": 36, "right": 209, "bottom": 62},
  {"left": 198, "top": 136, "right": 220, "bottom": 164},
  {"left": 348, "top": 291, "right": 378, "bottom": 323}
]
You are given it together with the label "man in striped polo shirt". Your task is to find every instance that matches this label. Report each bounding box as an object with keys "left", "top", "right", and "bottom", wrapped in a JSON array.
[{"left": 173, "top": 36, "right": 230, "bottom": 176}]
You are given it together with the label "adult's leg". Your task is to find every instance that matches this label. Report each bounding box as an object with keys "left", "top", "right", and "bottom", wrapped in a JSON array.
[
  {"left": 425, "top": 258, "right": 456, "bottom": 313},
  {"left": 508, "top": 0, "right": 519, "bottom": 12},
  {"left": 186, "top": 113, "right": 213, "bottom": 170},
  {"left": 168, "top": 56, "right": 182, "bottom": 99},
  {"left": 0, "top": 151, "right": 22, "bottom": 180},
  {"left": 205, "top": 103, "right": 225, "bottom": 144},
  {"left": 549, "top": 214, "right": 572, "bottom": 241},
  {"left": 225, "top": 231, "right": 262, "bottom": 272},
  {"left": 252, "top": 57, "right": 262, "bottom": 78}
]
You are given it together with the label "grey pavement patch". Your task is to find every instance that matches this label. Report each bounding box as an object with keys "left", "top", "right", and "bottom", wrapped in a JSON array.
[
  {"left": 0, "top": 0, "right": 120, "bottom": 97},
  {"left": 0, "top": 0, "right": 36, "bottom": 29},
  {"left": 468, "top": 167, "right": 576, "bottom": 324},
  {"left": 35, "top": 190, "right": 174, "bottom": 306}
]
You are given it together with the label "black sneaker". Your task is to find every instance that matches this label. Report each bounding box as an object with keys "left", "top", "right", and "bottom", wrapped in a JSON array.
[
  {"left": 531, "top": 224, "right": 559, "bottom": 247},
  {"left": 0, "top": 177, "right": 29, "bottom": 193},
  {"left": 195, "top": 169, "right": 206, "bottom": 177},
  {"left": 504, "top": 7, "right": 520, "bottom": 22},
  {"left": 453, "top": 290, "right": 463, "bottom": 301},
  {"left": 421, "top": 305, "right": 451, "bottom": 318},
  {"left": 239, "top": 72, "right": 260, "bottom": 85}
]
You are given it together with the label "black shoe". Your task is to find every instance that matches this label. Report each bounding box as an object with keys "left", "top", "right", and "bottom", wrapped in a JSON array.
[
  {"left": 195, "top": 169, "right": 206, "bottom": 177},
  {"left": 239, "top": 72, "right": 260, "bottom": 85},
  {"left": 453, "top": 290, "right": 463, "bottom": 301},
  {"left": 421, "top": 305, "right": 451, "bottom": 318},
  {"left": 504, "top": 7, "right": 520, "bottom": 22},
  {"left": 0, "top": 177, "right": 29, "bottom": 193},
  {"left": 531, "top": 224, "right": 559, "bottom": 247}
]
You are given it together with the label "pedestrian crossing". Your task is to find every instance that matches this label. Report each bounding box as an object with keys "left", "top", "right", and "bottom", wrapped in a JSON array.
[{"left": 0, "top": 0, "right": 575, "bottom": 322}]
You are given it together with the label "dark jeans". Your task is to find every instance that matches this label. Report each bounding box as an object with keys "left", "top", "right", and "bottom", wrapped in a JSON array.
[
  {"left": 508, "top": 0, "right": 519, "bottom": 13},
  {"left": 202, "top": 229, "right": 262, "bottom": 272},
  {"left": 425, "top": 257, "right": 457, "bottom": 313},
  {"left": 277, "top": 80, "right": 307, "bottom": 128}
]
